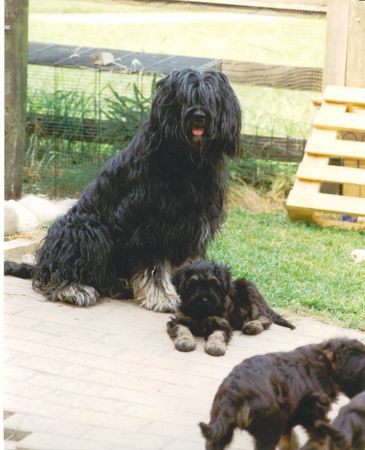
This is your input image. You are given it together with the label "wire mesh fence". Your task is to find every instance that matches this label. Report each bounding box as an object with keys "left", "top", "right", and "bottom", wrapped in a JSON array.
[{"left": 24, "top": 57, "right": 314, "bottom": 198}]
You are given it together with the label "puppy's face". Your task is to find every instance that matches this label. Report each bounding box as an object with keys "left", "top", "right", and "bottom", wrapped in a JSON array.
[
  {"left": 173, "top": 261, "right": 232, "bottom": 320},
  {"left": 151, "top": 69, "right": 242, "bottom": 164}
]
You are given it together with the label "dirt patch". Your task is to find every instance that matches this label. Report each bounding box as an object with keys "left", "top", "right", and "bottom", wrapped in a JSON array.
[
  {"left": 228, "top": 183, "right": 286, "bottom": 213},
  {"left": 4, "top": 227, "right": 48, "bottom": 243}
]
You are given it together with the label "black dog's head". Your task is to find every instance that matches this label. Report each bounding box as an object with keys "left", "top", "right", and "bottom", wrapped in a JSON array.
[
  {"left": 173, "top": 260, "right": 234, "bottom": 320},
  {"left": 150, "top": 69, "right": 241, "bottom": 164},
  {"left": 321, "top": 338, "right": 365, "bottom": 398}
]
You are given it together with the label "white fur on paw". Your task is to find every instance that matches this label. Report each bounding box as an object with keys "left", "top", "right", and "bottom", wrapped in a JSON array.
[
  {"left": 351, "top": 249, "right": 365, "bottom": 263},
  {"left": 132, "top": 265, "right": 181, "bottom": 313},
  {"left": 175, "top": 336, "right": 196, "bottom": 352},
  {"left": 56, "top": 284, "right": 99, "bottom": 307},
  {"left": 141, "top": 292, "right": 181, "bottom": 312},
  {"left": 174, "top": 325, "right": 196, "bottom": 352},
  {"left": 205, "top": 331, "right": 226, "bottom": 357}
]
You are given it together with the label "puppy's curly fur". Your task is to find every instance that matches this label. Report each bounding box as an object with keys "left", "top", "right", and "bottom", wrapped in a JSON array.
[
  {"left": 199, "top": 338, "right": 365, "bottom": 450},
  {"left": 167, "top": 260, "right": 294, "bottom": 356},
  {"left": 299, "top": 391, "right": 365, "bottom": 450},
  {"left": 4, "top": 70, "right": 241, "bottom": 312}
]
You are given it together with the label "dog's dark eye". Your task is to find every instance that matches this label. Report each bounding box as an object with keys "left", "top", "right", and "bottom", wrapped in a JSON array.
[{"left": 207, "top": 276, "right": 220, "bottom": 287}]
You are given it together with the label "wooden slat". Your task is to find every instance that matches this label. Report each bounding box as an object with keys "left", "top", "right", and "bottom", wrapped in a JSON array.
[
  {"left": 287, "top": 190, "right": 365, "bottom": 216},
  {"left": 222, "top": 60, "right": 322, "bottom": 91},
  {"left": 314, "top": 109, "right": 365, "bottom": 133},
  {"left": 170, "top": 0, "right": 327, "bottom": 12},
  {"left": 306, "top": 135, "right": 365, "bottom": 160},
  {"left": 324, "top": 85, "right": 365, "bottom": 106},
  {"left": 297, "top": 164, "right": 365, "bottom": 186}
]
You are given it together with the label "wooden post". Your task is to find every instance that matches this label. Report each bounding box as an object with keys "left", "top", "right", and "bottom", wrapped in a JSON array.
[
  {"left": 5, "top": 0, "right": 29, "bottom": 199},
  {"left": 324, "top": 0, "right": 365, "bottom": 88},
  {"left": 324, "top": 0, "right": 365, "bottom": 199}
]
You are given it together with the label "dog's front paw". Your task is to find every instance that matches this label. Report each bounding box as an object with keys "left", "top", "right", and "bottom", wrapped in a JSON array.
[
  {"left": 132, "top": 268, "right": 181, "bottom": 313},
  {"left": 175, "top": 336, "right": 196, "bottom": 352},
  {"left": 205, "top": 331, "right": 227, "bottom": 357},
  {"left": 151, "top": 293, "right": 181, "bottom": 313},
  {"left": 53, "top": 283, "right": 100, "bottom": 307}
]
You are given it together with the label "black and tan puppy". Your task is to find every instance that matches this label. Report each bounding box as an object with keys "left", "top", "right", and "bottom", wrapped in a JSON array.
[
  {"left": 299, "top": 391, "right": 365, "bottom": 450},
  {"left": 199, "top": 338, "right": 365, "bottom": 450},
  {"left": 167, "top": 260, "right": 294, "bottom": 356}
]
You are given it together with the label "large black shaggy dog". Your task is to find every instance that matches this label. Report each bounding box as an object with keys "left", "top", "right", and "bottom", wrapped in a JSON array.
[
  {"left": 4, "top": 69, "right": 241, "bottom": 312},
  {"left": 167, "top": 260, "right": 295, "bottom": 356},
  {"left": 200, "top": 338, "right": 365, "bottom": 450}
]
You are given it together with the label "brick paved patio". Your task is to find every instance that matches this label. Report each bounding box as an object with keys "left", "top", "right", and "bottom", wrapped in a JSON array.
[{"left": 4, "top": 276, "right": 365, "bottom": 450}]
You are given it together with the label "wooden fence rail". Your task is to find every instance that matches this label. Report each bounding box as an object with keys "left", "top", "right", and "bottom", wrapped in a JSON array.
[{"left": 222, "top": 60, "right": 322, "bottom": 91}]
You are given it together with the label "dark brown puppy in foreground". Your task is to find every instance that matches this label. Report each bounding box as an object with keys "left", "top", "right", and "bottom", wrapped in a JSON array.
[
  {"left": 299, "top": 391, "right": 365, "bottom": 450},
  {"left": 167, "top": 260, "right": 294, "bottom": 356},
  {"left": 200, "top": 338, "right": 365, "bottom": 450}
]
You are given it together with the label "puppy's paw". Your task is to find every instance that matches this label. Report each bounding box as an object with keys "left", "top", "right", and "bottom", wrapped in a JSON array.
[
  {"left": 205, "top": 331, "right": 226, "bottom": 357},
  {"left": 175, "top": 336, "right": 196, "bottom": 352},
  {"left": 242, "top": 320, "right": 264, "bottom": 335}
]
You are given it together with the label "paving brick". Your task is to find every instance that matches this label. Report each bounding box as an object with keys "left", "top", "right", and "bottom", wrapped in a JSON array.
[
  {"left": 15, "top": 432, "right": 116, "bottom": 450},
  {"left": 4, "top": 412, "right": 91, "bottom": 438},
  {"left": 162, "top": 440, "right": 203, "bottom": 450},
  {"left": 43, "top": 389, "right": 129, "bottom": 414},
  {"left": 62, "top": 409, "right": 150, "bottom": 432},
  {"left": 3, "top": 365, "right": 39, "bottom": 382},
  {"left": 9, "top": 353, "right": 90, "bottom": 379},
  {"left": 29, "top": 372, "right": 103, "bottom": 397},
  {"left": 81, "top": 426, "right": 172, "bottom": 449},
  {"left": 121, "top": 404, "right": 202, "bottom": 426},
  {"left": 3, "top": 377, "right": 54, "bottom": 399},
  {"left": 141, "top": 420, "right": 202, "bottom": 441},
  {"left": 4, "top": 440, "right": 17, "bottom": 450}
]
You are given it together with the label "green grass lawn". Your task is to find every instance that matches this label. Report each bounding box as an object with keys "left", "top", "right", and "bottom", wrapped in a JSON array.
[{"left": 208, "top": 210, "right": 365, "bottom": 330}]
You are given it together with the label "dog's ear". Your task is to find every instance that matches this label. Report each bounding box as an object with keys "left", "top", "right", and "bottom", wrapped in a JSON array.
[
  {"left": 172, "top": 267, "right": 189, "bottom": 291},
  {"left": 206, "top": 71, "right": 242, "bottom": 157},
  {"left": 213, "top": 264, "right": 234, "bottom": 295},
  {"left": 320, "top": 343, "right": 337, "bottom": 370}
]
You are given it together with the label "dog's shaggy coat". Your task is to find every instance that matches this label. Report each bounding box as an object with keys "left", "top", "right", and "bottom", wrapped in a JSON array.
[
  {"left": 199, "top": 338, "right": 365, "bottom": 450},
  {"left": 167, "top": 260, "right": 295, "bottom": 356},
  {"left": 4, "top": 69, "right": 241, "bottom": 312},
  {"left": 299, "top": 391, "right": 365, "bottom": 450}
]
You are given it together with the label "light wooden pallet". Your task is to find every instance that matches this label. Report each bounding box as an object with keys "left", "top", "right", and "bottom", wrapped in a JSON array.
[{"left": 286, "top": 85, "right": 365, "bottom": 227}]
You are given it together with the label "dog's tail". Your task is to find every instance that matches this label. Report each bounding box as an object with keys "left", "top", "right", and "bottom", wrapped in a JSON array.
[
  {"left": 4, "top": 261, "right": 34, "bottom": 279},
  {"left": 199, "top": 400, "right": 249, "bottom": 448},
  {"left": 271, "top": 312, "right": 295, "bottom": 330},
  {"left": 235, "top": 278, "right": 295, "bottom": 331}
]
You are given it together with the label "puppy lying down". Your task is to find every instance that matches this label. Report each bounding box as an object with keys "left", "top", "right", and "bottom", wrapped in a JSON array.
[{"left": 167, "top": 260, "right": 295, "bottom": 356}]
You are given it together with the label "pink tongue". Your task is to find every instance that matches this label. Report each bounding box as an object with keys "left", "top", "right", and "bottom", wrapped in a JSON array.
[{"left": 192, "top": 128, "right": 204, "bottom": 136}]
